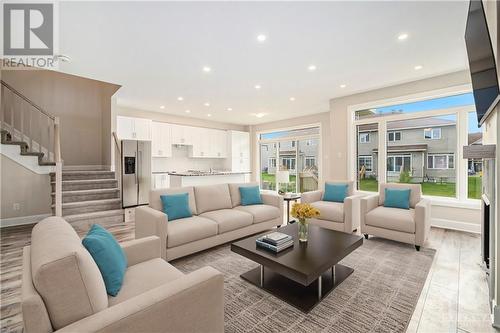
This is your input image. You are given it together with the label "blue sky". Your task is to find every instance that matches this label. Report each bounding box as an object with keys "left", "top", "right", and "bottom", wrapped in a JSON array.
[{"left": 374, "top": 92, "right": 481, "bottom": 132}]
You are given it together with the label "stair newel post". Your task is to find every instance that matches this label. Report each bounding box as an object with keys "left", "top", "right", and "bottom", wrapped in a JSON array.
[{"left": 54, "top": 117, "right": 62, "bottom": 217}]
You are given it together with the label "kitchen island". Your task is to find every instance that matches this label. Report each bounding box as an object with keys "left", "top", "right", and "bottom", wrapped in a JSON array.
[{"left": 168, "top": 171, "right": 251, "bottom": 187}]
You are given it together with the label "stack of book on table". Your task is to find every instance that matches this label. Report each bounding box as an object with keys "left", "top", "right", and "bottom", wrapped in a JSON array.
[{"left": 256, "top": 232, "right": 293, "bottom": 253}]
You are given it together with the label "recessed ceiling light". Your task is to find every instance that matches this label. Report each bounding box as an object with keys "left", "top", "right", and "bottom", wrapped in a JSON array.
[
  {"left": 398, "top": 33, "right": 409, "bottom": 41},
  {"left": 257, "top": 34, "right": 267, "bottom": 42},
  {"left": 159, "top": 105, "right": 165, "bottom": 109},
  {"left": 251, "top": 112, "right": 267, "bottom": 118},
  {"left": 289, "top": 97, "right": 296, "bottom": 101},
  {"left": 340, "top": 84, "right": 347, "bottom": 88},
  {"left": 308, "top": 65, "right": 317, "bottom": 71},
  {"left": 254, "top": 84, "right": 261, "bottom": 90},
  {"left": 414, "top": 65, "right": 423, "bottom": 70},
  {"left": 204, "top": 102, "right": 210, "bottom": 107},
  {"left": 177, "top": 96, "right": 184, "bottom": 101},
  {"left": 185, "top": 109, "right": 191, "bottom": 113},
  {"left": 226, "top": 107, "right": 233, "bottom": 111},
  {"left": 202, "top": 66, "right": 211, "bottom": 73},
  {"left": 207, "top": 113, "right": 212, "bottom": 117}
]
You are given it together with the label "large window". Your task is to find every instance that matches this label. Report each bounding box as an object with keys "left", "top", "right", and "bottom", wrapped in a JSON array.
[
  {"left": 356, "top": 124, "right": 378, "bottom": 192},
  {"left": 468, "top": 111, "right": 482, "bottom": 199},
  {"left": 353, "top": 93, "right": 475, "bottom": 200},
  {"left": 259, "top": 126, "right": 320, "bottom": 193}
]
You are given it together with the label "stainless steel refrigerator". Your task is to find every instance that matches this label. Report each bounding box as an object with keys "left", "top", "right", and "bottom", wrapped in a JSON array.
[{"left": 121, "top": 140, "right": 151, "bottom": 208}]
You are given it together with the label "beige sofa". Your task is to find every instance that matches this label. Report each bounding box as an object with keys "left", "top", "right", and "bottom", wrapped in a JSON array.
[
  {"left": 360, "top": 183, "right": 430, "bottom": 251},
  {"left": 136, "top": 182, "right": 283, "bottom": 261},
  {"left": 301, "top": 181, "right": 361, "bottom": 233},
  {"left": 22, "top": 216, "right": 224, "bottom": 333}
]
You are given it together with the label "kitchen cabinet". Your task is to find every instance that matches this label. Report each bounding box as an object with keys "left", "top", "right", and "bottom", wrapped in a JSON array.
[
  {"left": 117, "top": 116, "right": 151, "bottom": 140},
  {"left": 226, "top": 130, "right": 250, "bottom": 172},
  {"left": 153, "top": 173, "right": 169, "bottom": 189},
  {"left": 171, "top": 124, "right": 193, "bottom": 145},
  {"left": 151, "top": 122, "right": 172, "bottom": 157},
  {"left": 190, "top": 128, "right": 227, "bottom": 158}
]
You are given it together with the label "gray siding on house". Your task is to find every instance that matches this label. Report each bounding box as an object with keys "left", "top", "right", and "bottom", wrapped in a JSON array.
[
  {"left": 357, "top": 123, "right": 457, "bottom": 183},
  {"left": 260, "top": 140, "right": 319, "bottom": 174}
]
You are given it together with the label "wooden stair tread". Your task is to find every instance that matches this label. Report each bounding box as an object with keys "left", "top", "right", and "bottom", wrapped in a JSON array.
[
  {"left": 51, "top": 198, "right": 121, "bottom": 208},
  {"left": 51, "top": 188, "right": 119, "bottom": 195}
]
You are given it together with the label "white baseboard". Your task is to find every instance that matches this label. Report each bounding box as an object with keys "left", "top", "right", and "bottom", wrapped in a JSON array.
[
  {"left": 63, "top": 165, "right": 111, "bottom": 171},
  {"left": 431, "top": 218, "right": 481, "bottom": 234},
  {"left": 0, "top": 214, "right": 51, "bottom": 228}
]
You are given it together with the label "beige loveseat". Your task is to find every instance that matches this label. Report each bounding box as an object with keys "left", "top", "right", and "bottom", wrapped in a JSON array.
[
  {"left": 22, "top": 217, "right": 224, "bottom": 333},
  {"left": 136, "top": 182, "right": 283, "bottom": 261},
  {"left": 301, "top": 181, "right": 361, "bottom": 233},
  {"left": 360, "top": 183, "right": 430, "bottom": 251}
]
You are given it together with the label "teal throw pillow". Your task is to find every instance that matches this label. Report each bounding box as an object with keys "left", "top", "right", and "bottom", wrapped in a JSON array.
[
  {"left": 240, "top": 186, "right": 263, "bottom": 206},
  {"left": 82, "top": 224, "right": 127, "bottom": 297},
  {"left": 160, "top": 193, "right": 192, "bottom": 221},
  {"left": 384, "top": 188, "right": 411, "bottom": 209},
  {"left": 323, "top": 183, "right": 348, "bottom": 203}
]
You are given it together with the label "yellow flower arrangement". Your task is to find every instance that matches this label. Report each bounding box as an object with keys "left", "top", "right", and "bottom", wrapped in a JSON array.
[{"left": 291, "top": 202, "right": 320, "bottom": 221}]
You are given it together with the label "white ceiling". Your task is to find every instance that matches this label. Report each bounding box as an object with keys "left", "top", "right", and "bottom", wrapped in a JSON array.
[{"left": 57, "top": 1, "right": 471, "bottom": 125}]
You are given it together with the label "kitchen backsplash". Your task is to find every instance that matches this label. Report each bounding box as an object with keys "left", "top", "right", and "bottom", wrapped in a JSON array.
[{"left": 152, "top": 145, "right": 226, "bottom": 172}]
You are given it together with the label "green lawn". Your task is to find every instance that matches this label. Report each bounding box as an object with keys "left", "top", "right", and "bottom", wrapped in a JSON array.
[
  {"left": 261, "top": 172, "right": 296, "bottom": 191},
  {"left": 359, "top": 176, "right": 482, "bottom": 199}
]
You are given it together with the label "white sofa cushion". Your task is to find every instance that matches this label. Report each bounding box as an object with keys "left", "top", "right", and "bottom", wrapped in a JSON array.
[
  {"left": 108, "top": 258, "right": 183, "bottom": 306},
  {"left": 365, "top": 206, "right": 415, "bottom": 233},
  {"left": 30, "top": 217, "right": 108, "bottom": 330},
  {"left": 235, "top": 204, "right": 280, "bottom": 224},
  {"left": 379, "top": 183, "right": 422, "bottom": 209},
  {"left": 150, "top": 186, "right": 198, "bottom": 215},
  {"left": 167, "top": 216, "right": 218, "bottom": 248},
  {"left": 228, "top": 182, "right": 260, "bottom": 207},
  {"left": 194, "top": 184, "right": 233, "bottom": 214},
  {"left": 310, "top": 201, "right": 344, "bottom": 223},
  {"left": 200, "top": 209, "right": 253, "bottom": 234}
]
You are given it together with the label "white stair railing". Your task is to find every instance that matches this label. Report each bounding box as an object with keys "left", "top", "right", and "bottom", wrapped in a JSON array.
[{"left": 1, "top": 80, "right": 63, "bottom": 216}]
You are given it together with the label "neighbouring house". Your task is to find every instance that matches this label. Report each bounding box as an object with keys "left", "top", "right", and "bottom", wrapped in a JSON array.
[
  {"left": 357, "top": 117, "right": 466, "bottom": 183},
  {"left": 260, "top": 139, "right": 319, "bottom": 175}
]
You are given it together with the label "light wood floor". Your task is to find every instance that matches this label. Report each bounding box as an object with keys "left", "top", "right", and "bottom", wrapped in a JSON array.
[{"left": 0, "top": 222, "right": 497, "bottom": 333}]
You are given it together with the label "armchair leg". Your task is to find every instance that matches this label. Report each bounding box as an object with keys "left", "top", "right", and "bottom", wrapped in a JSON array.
[
  {"left": 415, "top": 245, "right": 420, "bottom": 251},
  {"left": 364, "top": 234, "right": 369, "bottom": 239}
]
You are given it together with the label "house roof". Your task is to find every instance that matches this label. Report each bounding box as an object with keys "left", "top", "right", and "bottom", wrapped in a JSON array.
[
  {"left": 468, "top": 132, "right": 482, "bottom": 145},
  {"left": 373, "top": 144, "right": 428, "bottom": 153},
  {"left": 358, "top": 117, "right": 455, "bottom": 132}
]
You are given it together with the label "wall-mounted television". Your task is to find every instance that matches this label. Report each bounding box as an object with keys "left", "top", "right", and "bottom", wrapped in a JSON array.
[{"left": 465, "top": 0, "right": 500, "bottom": 126}]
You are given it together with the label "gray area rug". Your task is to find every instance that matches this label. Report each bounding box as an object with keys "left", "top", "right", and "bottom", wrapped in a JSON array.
[{"left": 171, "top": 237, "right": 436, "bottom": 333}]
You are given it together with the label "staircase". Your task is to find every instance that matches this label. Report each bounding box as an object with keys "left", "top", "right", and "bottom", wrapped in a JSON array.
[
  {"left": 51, "top": 170, "right": 124, "bottom": 231},
  {"left": 1, "top": 129, "right": 55, "bottom": 166}
]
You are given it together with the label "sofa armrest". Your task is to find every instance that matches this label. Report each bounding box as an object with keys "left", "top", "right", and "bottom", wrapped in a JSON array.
[
  {"left": 415, "top": 199, "right": 431, "bottom": 246},
  {"left": 343, "top": 193, "right": 364, "bottom": 233},
  {"left": 56, "top": 266, "right": 224, "bottom": 333},
  {"left": 301, "top": 190, "right": 323, "bottom": 204},
  {"left": 121, "top": 236, "right": 161, "bottom": 267},
  {"left": 261, "top": 192, "right": 284, "bottom": 210},
  {"left": 360, "top": 194, "right": 379, "bottom": 229},
  {"left": 135, "top": 206, "right": 168, "bottom": 260}
]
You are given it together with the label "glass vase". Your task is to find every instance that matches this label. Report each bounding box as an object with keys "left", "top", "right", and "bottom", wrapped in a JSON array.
[{"left": 298, "top": 219, "right": 308, "bottom": 242}]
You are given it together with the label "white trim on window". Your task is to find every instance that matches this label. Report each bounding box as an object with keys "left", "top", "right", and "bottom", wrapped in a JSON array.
[
  {"left": 427, "top": 153, "right": 455, "bottom": 169},
  {"left": 424, "top": 127, "right": 442, "bottom": 140},
  {"left": 386, "top": 154, "right": 412, "bottom": 173},
  {"left": 358, "top": 155, "right": 373, "bottom": 172},
  {"left": 359, "top": 132, "right": 370, "bottom": 143},
  {"left": 388, "top": 131, "right": 401, "bottom": 142}
]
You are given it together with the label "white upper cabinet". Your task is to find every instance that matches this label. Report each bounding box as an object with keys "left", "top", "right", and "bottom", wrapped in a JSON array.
[
  {"left": 226, "top": 130, "right": 250, "bottom": 171},
  {"left": 151, "top": 122, "right": 172, "bottom": 157},
  {"left": 117, "top": 116, "right": 151, "bottom": 141},
  {"left": 171, "top": 124, "right": 193, "bottom": 145},
  {"left": 190, "top": 128, "right": 227, "bottom": 158}
]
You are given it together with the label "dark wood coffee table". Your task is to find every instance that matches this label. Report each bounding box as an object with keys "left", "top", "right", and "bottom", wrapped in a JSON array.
[{"left": 231, "top": 223, "right": 363, "bottom": 312}]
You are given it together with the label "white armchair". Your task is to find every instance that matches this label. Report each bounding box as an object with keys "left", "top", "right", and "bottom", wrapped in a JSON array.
[
  {"left": 301, "top": 181, "right": 363, "bottom": 233},
  {"left": 360, "top": 183, "right": 431, "bottom": 251}
]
